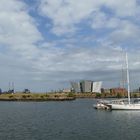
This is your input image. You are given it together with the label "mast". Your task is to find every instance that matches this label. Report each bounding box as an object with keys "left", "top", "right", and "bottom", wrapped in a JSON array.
[
  {"left": 8, "top": 82, "right": 10, "bottom": 91},
  {"left": 120, "top": 50, "right": 126, "bottom": 89},
  {"left": 126, "top": 53, "right": 130, "bottom": 104}
]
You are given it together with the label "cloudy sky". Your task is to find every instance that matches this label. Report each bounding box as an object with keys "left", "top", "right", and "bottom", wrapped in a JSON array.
[{"left": 0, "top": 0, "right": 140, "bottom": 92}]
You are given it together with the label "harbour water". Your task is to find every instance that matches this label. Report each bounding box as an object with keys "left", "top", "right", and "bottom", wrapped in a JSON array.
[{"left": 0, "top": 99, "right": 140, "bottom": 140}]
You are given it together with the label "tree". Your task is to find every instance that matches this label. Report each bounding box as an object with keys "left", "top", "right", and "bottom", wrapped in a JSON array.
[{"left": 67, "top": 93, "right": 75, "bottom": 97}]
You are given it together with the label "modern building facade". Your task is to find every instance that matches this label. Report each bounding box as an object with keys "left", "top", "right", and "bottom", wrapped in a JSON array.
[
  {"left": 80, "top": 80, "right": 92, "bottom": 93},
  {"left": 71, "top": 82, "right": 81, "bottom": 93},
  {"left": 92, "top": 81, "right": 102, "bottom": 93},
  {"left": 71, "top": 80, "right": 103, "bottom": 93}
]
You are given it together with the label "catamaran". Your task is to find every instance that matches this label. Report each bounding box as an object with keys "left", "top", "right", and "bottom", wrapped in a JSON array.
[{"left": 94, "top": 52, "right": 140, "bottom": 110}]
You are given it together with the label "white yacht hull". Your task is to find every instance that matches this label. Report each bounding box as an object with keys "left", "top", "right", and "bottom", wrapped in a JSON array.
[{"left": 109, "top": 104, "right": 140, "bottom": 110}]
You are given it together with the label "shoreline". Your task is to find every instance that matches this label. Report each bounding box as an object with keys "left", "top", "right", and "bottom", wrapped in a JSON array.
[
  {"left": 0, "top": 92, "right": 139, "bottom": 102},
  {"left": 0, "top": 98, "right": 75, "bottom": 102},
  {"left": 0, "top": 93, "right": 76, "bottom": 102}
]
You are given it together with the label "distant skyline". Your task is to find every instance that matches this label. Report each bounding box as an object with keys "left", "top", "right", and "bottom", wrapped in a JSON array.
[{"left": 0, "top": 0, "right": 140, "bottom": 92}]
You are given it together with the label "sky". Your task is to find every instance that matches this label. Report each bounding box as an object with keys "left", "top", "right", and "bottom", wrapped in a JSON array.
[{"left": 0, "top": 0, "right": 140, "bottom": 92}]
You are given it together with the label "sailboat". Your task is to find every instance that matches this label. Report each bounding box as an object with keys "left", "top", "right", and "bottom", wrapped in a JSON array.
[{"left": 94, "top": 52, "right": 140, "bottom": 110}]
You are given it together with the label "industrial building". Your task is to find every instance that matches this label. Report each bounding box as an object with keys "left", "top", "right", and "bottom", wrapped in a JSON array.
[
  {"left": 110, "top": 88, "right": 127, "bottom": 96},
  {"left": 101, "top": 88, "right": 127, "bottom": 96}
]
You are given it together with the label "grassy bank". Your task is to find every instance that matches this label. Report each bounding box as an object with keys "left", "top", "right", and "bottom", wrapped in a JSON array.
[
  {"left": 0, "top": 93, "right": 76, "bottom": 101},
  {"left": 0, "top": 92, "right": 139, "bottom": 101},
  {"left": 75, "top": 92, "right": 140, "bottom": 98}
]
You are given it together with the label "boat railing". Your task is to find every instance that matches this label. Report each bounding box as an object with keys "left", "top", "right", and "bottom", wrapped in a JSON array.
[
  {"left": 109, "top": 99, "right": 129, "bottom": 105},
  {"left": 97, "top": 99, "right": 111, "bottom": 105}
]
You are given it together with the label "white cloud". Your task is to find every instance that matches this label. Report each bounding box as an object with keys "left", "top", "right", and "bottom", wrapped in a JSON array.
[
  {"left": 91, "top": 12, "right": 121, "bottom": 29},
  {"left": 104, "top": 0, "right": 139, "bottom": 17},
  {"left": 28, "top": 44, "right": 140, "bottom": 91},
  {"left": 0, "top": 0, "right": 42, "bottom": 57},
  {"left": 0, "top": 0, "right": 140, "bottom": 91},
  {"left": 0, "top": 0, "right": 44, "bottom": 90},
  {"left": 39, "top": 0, "right": 140, "bottom": 35},
  {"left": 33, "top": 45, "right": 140, "bottom": 72},
  {"left": 108, "top": 20, "right": 140, "bottom": 45},
  {"left": 39, "top": 0, "right": 102, "bottom": 35}
]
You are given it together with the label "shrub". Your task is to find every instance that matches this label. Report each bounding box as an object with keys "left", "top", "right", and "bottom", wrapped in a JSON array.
[
  {"left": 22, "top": 95, "right": 26, "bottom": 99},
  {"left": 133, "top": 94, "right": 137, "bottom": 98},
  {"left": 95, "top": 93, "right": 101, "bottom": 98},
  {"left": 27, "top": 95, "right": 31, "bottom": 98},
  {"left": 45, "top": 94, "right": 49, "bottom": 97},
  {"left": 67, "top": 93, "right": 75, "bottom": 97},
  {"left": 9, "top": 95, "right": 14, "bottom": 98},
  {"left": 40, "top": 95, "right": 44, "bottom": 99},
  {"left": 54, "top": 95, "right": 59, "bottom": 98}
]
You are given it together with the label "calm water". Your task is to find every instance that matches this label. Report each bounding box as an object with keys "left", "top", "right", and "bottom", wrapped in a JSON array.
[{"left": 0, "top": 99, "right": 140, "bottom": 140}]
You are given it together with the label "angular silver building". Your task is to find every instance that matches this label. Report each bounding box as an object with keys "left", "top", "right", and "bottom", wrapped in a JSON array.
[
  {"left": 92, "top": 81, "right": 102, "bottom": 93},
  {"left": 80, "top": 80, "right": 93, "bottom": 93},
  {"left": 71, "top": 82, "right": 81, "bottom": 93}
]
